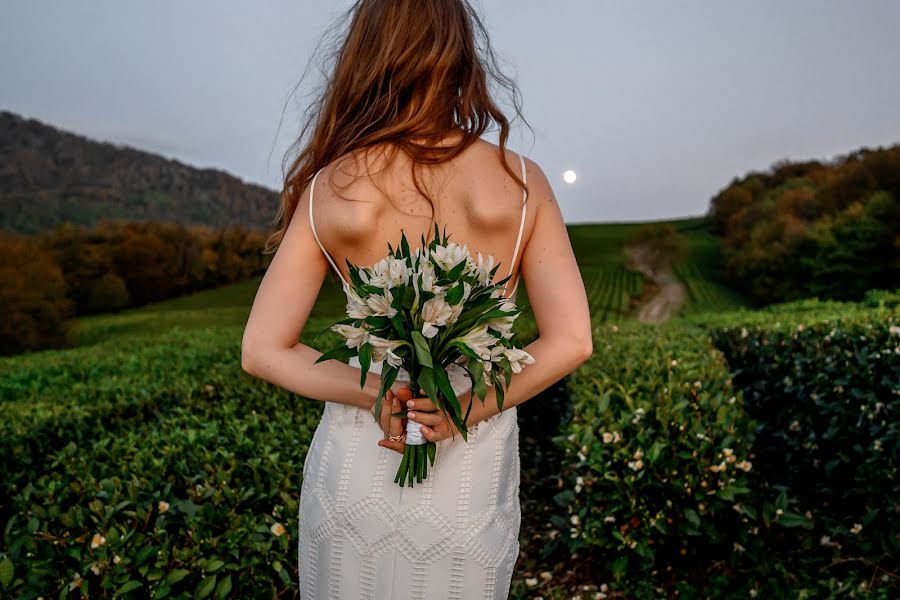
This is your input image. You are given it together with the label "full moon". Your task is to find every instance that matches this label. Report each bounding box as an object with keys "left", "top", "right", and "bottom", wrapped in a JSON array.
[{"left": 563, "top": 170, "right": 577, "bottom": 184}]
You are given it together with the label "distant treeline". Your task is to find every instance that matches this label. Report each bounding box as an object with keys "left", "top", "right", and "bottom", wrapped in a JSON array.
[
  {"left": 0, "top": 221, "right": 269, "bottom": 355},
  {"left": 709, "top": 145, "right": 900, "bottom": 303}
]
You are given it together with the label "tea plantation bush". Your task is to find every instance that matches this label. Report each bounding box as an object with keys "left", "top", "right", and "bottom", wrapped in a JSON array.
[
  {"left": 0, "top": 325, "right": 331, "bottom": 598},
  {"left": 547, "top": 322, "right": 761, "bottom": 598},
  {"left": 708, "top": 299, "right": 899, "bottom": 595},
  {"left": 541, "top": 299, "right": 899, "bottom": 599}
]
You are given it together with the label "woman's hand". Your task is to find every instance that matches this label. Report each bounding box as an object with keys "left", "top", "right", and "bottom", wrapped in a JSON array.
[
  {"left": 378, "top": 391, "right": 472, "bottom": 454},
  {"left": 370, "top": 386, "right": 411, "bottom": 443}
]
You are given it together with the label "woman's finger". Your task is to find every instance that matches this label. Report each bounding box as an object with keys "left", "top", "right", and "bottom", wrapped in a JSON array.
[
  {"left": 389, "top": 396, "right": 403, "bottom": 438},
  {"left": 378, "top": 437, "right": 405, "bottom": 454},
  {"left": 406, "top": 410, "right": 444, "bottom": 427},
  {"left": 405, "top": 396, "right": 437, "bottom": 412},
  {"left": 420, "top": 424, "right": 448, "bottom": 443},
  {"left": 379, "top": 394, "right": 393, "bottom": 438},
  {"left": 373, "top": 389, "right": 392, "bottom": 421}
]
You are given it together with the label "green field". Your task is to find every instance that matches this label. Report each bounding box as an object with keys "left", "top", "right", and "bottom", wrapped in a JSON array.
[
  {"left": 5, "top": 218, "right": 895, "bottom": 598},
  {"left": 60, "top": 217, "right": 744, "bottom": 347}
]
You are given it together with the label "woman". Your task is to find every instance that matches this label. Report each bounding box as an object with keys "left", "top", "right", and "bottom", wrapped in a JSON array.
[{"left": 241, "top": 0, "right": 592, "bottom": 597}]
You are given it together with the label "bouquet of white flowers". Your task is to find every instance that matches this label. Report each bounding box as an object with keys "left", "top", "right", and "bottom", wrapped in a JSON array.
[{"left": 315, "top": 225, "right": 535, "bottom": 488}]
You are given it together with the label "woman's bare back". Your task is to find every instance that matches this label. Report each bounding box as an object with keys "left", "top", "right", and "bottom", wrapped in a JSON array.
[{"left": 308, "top": 138, "right": 533, "bottom": 292}]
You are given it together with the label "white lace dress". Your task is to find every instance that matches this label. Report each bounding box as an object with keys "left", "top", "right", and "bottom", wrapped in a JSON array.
[{"left": 297, "top": 153, "right": 529, "bottom": 599}]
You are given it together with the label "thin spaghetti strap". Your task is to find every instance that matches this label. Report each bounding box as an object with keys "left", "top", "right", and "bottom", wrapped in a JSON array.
[
  {"left": 505, "top": 153, "right": 528, "bottom": 298},
  {"left": 308, "top": 167, "right": 349, "bottom": 288}
]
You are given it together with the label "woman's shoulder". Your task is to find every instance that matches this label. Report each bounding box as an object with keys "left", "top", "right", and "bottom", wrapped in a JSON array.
[{"left": 467, "top": 139, "right": 551, "bottom": 194}]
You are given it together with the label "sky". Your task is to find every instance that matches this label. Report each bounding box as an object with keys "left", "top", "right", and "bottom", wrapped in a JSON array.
[{"left": 2, "top": 0, "right": 899, "bottom": 223}]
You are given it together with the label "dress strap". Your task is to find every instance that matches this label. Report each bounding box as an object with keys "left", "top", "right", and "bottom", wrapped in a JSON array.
[
  {"left": 308, "top": 167, "right": 349, "bottom": 287},
  {"left": 504, "top": 153, "right": 528, "bottom": 298}
]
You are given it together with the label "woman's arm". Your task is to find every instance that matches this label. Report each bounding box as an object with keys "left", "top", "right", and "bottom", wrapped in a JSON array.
[
  {"left": 385, "top": 158, "right": 593, "bottom": 448},
  {"left": 240, "top": 175, "right": 380, "bottom": 411}
]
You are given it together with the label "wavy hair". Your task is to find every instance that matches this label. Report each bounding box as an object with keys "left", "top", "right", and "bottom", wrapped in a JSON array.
[{"left": 266, "top": 0, "right": 530, "bottom": 254}]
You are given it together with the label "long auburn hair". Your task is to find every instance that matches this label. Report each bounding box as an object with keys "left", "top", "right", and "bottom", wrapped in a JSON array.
[{"left": 266, "top": 0, "right": 530, "bottom": 254}]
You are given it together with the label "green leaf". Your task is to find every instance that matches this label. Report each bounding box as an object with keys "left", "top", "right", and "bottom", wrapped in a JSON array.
[
  {"left": 0, "top": 557, "right": 13, "bottom": 587},
  {"left": 358, "top": 343, "right": 372, "bottom": 388},
  {"left": 717, "top": 486, "right": 750, "bottom": 501},
  {"left": 494, "top": 376, "right": 505, "bottom": 413},
  {"left": 402, "top": 286, "right": 416, "bottom": 309},
  {"left": 499, "top": 357, "right": 513, "bottom": 388},
  {"left": 466, "top": 361, "right": 487, "bottom": 402},
  {"left": 364, "top": 315, "right": 391, "bottom": 329},
  {"left": 194, "top": 575, "right": 216, "bottom": 599},
  {"left": 434, "top": 365, "right": 462, "bottom": 423},
  {"left": 426, "top": 440, "right": 436, "bottom": 465},
  {"left": 610, "top": 555, "right": 629, "bottom": 575},
  {"left": 116, "top": 580, "right": 143, "bottom": 595},
  {"left": 447, "top": 259, "right": 468, "bottom": 280},
  {"left": 165, "top": 569, "right": 191, "bottom": 585},
  {"left": 446, "top": 282, "right": 465, "bottom": 305},
  {"left": 204, "top": 560, "right": 225, "bottom": 574},
  {"left": 400, "top": 231, "right": 411, "bottom": 258},
  {"left": 777, "top": 511, "right": 813, "bottom": 529},
  {"left": 315, "top": 344, "right": 356, "bottom": 364},
  {"left": 452, "top": 342, "right": 480, "bottom": 361},
  {"left": 418, "top": 367, "right": 438, "bottom": 403},
  {"left": 411, "top": 331, "right": 433, "bottom": 368},
  {"left": 391, "top": 314, "right": 406, "bottom": 337},
  {"left": 480, "top": 307, "right": 520, "bottom": 320},
  {"left": 683, "top": 509, "right": 701, "bottom": 527},
  {"left": 215, "top": 575, "right": 232, "bottom": 600},
  {"left": 374, "top": 365, "right": 399, "bottom": 419},
  {"left": 346, "top": 260, "right": 364, "bottom": 287}
]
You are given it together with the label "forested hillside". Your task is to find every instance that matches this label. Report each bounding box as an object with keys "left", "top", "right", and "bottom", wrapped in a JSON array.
[
  {"left": 0, "top": 111, "right": 279, "bottom": 234},
  {"left": 708, "top": 144, "right": 900, "bottom": 303}
]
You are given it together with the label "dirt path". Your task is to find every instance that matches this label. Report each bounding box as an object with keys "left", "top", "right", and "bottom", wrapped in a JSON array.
[{"left": 625, "top": 245, "right": 687, "bottom": 323}]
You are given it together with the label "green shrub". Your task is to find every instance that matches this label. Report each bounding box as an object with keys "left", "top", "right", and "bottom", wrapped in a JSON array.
[
  {"left": 2, "top": 356, "right": 321, "bottom": 598},
  {"left": 709, "top": 302, "right": 900, "bottom": 590},
  {"left": 0, "top": 321, "right": 343, "bottom": 598},
  {"left": 551, "top": 321, "right": 760, "bottom": 597},
  {"left": 87, "top": 273, "right": 131, "bottom": 313},
  {"left": 863, "top": 288, "right": 900, "bottom": 309}
]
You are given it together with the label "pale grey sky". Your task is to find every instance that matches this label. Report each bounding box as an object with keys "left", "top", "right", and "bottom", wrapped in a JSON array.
[{"left": 2, "top": 1, "right": 899, "bottom": 222}]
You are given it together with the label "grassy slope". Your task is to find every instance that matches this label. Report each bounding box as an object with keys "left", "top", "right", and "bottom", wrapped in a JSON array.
[{"left": 58, "top": 217, "right": 749, "bottom": 349}]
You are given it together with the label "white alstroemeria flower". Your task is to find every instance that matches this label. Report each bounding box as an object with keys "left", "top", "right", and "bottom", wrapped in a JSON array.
[
  {"left": 368, "top": 335, "right": 404, "bottom": 367},
  {"left": 368, "top": 256, "right": 409, "bottom": 289},
  {"left": 469, "top": 252, "right": 496, "bottom": 286},
  {"left": 447, "top": 282, "right": 473, "bottom": 325},
  {"left": 421, "top": 296, "right": 454, "bottom": 338},
  {"left": 432, "top": 242, "right": 470, "bottom": 272},
  {"left": 482, "top": 345, "right": 507, "bottom": 377},
  {"left": 457, "top": 324, "right": 497, "bottom": 360},
  {"left": 344, "top": 285, "right": 373, "bottom": 319},
  {"left": 503, "top": 347, "right": 534, "bottom": 374},
  {"left": 331, "top": 323, "right": 369, "bottom": 350},
  {"left": 365, "top": 288, "right": 397, "bottom": 318},
  {"left": 484, "top": 301, "right": 517, "bottom": 338},
  {"left": 416, "top": 259, "right": 443, "bottom": 294},
  {"left": 490, "top": 287, "right": 507, "bottom": 299},
  {"left": 486, "top": 316, "right": 515, "bottom": 339}
]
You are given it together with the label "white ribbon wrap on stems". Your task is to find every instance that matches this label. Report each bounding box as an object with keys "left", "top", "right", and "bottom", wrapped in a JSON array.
[{"left": 405, "top": 419, "right": 426, "bottom": 445}]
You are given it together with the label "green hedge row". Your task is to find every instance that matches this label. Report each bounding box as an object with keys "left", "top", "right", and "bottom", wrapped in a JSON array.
[
  {"left": 708, "top": 299, "right": 899, "bottom": 592},
  {"left": 545, "top": 300, "right": 899, "bottom": 598},
  {"left": 0, "top": 328, "right": 241, "bottom": 508},
  {"left": 0, "top": 325, "right": 341, "bottom": 598},
  {"left": 549, "top": 322, "right": 761, "bottom": 598}
]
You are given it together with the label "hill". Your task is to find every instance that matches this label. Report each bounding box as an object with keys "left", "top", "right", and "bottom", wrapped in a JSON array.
[
  {"left": 0, "top": 110, "right": 280, "bottom": 234},
  {"left": 708, "top": 144, "right": 900, "bottom": 303}
]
